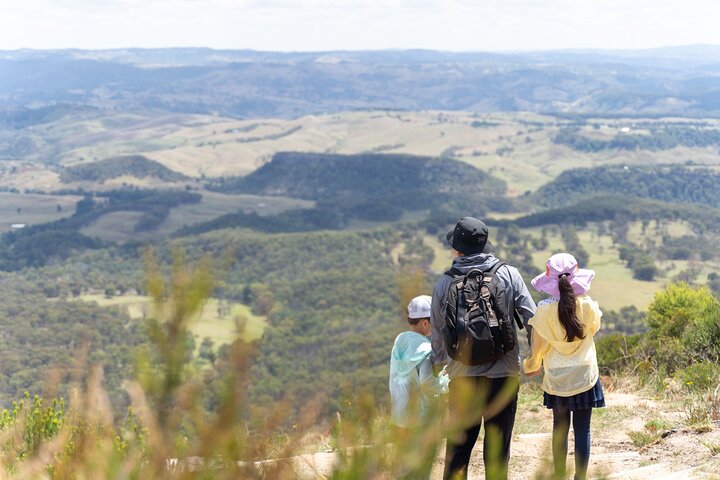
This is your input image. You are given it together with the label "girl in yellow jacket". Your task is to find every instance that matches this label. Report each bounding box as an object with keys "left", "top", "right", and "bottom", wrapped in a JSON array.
[{"left": 523, "top": 253, "right": 604, "bottom": 480}]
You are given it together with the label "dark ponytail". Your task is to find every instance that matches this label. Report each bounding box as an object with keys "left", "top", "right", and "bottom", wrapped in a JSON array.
[{"left": 558, "top": 273, "right": 585, "bottom": 342}]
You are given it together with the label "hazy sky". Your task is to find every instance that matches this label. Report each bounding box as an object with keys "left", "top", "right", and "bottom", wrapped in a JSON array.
[{"left": 1, "top": 0, "right": 719, "bottom": 52}]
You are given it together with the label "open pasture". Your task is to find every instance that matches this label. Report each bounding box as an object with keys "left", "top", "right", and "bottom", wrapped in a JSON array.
[
  {"left": 0, "top": 192, "right": 79, "bottom": 231},
  {"left": 78, "top": 294, "right": 266, "bottom": 348}
]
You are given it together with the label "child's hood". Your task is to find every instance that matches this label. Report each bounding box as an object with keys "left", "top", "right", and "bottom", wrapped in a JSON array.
[
  {"left": 390, "top": 331, "right": 432, "bottom": 376},
  {"left": 530, "top": 295, "right": 602, "bottom": 354}
]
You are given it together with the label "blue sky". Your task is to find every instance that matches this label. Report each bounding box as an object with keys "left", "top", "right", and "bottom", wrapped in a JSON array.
[{"left": 1, "top": 0, "right": 719, "bottom": 51}]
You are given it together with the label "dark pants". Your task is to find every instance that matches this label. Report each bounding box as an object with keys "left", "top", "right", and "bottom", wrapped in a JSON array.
[
  {"left": 444, "top": 376, "right": 519, "bottom": 480},
  {"left": 552, "top": 407, "right": 592, "bottom": 480}
]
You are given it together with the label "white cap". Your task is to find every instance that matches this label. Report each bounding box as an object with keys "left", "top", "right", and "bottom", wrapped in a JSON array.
[{"left": 407, "top": 295, "right": 432, "bottom": 319}]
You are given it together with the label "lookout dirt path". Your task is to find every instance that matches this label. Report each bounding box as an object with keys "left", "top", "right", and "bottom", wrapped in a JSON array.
[
  {"left": 294, "top": 390, "right": 720, "bottom": 479},
  {"left": 433, "top": 390, "right": 720, "bottom": 479}
]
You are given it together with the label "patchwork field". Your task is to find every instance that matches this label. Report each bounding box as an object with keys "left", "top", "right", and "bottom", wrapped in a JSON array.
[
  {"left": 80, "top": 190, "right": 315, "bottom": 243},
  {"left": 6, "top": 110, "right": 720, "bottom": 195},
  {"left": 6, "top": 110, "right": 720, "bottom": 316}
]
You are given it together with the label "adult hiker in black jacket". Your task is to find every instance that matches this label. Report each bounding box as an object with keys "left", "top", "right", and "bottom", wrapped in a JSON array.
[{"left": 430, "top": 217, "right": 536, "bottom": 480}]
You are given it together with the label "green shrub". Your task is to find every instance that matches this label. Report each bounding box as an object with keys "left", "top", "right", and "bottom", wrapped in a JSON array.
[
  {"left": 596, "top": 333, "right": 641, "bottom": 374},
  {"left": 644, "top": 418, "right": 671, "bottom": 433},
  {"left": 627, "top": 418, "right": 672, "bottom": 448},
  {"left": 628, "top": 430, "right": 660, "bottom": 448},
  {"left": 674, "top": 361, "right": 720, "bottom": 392},
  {"left": 0, "top": 393, "right": 65, "bottom": 464},
  {"left": 645, "top": 282, "right": 720, "bottom": 373},
  {"left": 647, "top": 282, "right": 717, "bottom": 340}
]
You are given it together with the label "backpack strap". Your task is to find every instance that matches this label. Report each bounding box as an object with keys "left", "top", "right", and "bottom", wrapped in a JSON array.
[
  {"left": 445, "top": 262, "right": 504, "bottom": 279},
  {"left": 513, "top": 309, "right": 525, "bottom": 331},
  {"left": 487, "top": 261, "right": 525, "bottom": 331},
  {"left": 488, "top": 261, "right": 506, "bottom": 276}
]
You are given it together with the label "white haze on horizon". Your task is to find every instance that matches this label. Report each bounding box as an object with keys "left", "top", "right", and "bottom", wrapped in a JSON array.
[{"left": 0, "top": 0, "right": 719, "bottom": 53}]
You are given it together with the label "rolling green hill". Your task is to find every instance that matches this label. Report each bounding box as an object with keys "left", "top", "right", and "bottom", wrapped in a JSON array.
[
  {"left": 208, "top": 151, "right": 506, "bottom": 201},
  {"left": 61, "top": 155, "right": 189, "bottom": 183},
  {"left": 183, "top": 151, "right": 508, "bottom": 236},
  {"left": 532, "top": 165, "right": 720, "bottom": 209}
]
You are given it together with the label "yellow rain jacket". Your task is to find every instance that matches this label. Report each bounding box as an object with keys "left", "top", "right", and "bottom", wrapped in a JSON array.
[{"left": 523, "top": 295, "right": 602, "bottom": 396}]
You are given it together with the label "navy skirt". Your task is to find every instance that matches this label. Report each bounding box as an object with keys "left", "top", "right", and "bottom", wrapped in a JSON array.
[{"left": 544, "top": 379, "right": 605, "bottom": 411}]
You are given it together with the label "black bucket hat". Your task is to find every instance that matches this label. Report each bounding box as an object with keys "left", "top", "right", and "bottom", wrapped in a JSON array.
[{"left": 446, "top": 217, "right": 493, "bottom": 255}]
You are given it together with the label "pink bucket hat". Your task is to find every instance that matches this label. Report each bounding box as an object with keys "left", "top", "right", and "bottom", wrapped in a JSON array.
[{"left": 531, "top": 253, "right": 595, "bottom": 297}]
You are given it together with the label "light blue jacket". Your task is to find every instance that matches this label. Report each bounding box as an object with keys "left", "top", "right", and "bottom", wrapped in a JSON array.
[{"left": 389, "top": 331, "right": 449, "bottom": 428}]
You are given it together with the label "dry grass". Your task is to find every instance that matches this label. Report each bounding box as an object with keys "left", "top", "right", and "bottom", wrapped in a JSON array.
[{"left": 0, "top": 192, "right": 79, "bottom": 231}]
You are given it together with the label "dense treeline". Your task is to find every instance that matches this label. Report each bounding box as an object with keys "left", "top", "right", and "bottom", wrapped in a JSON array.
[
  {"left": 60, "top": 155, "right": 189, "bottom": 183},
  {"left": 533, "top": 165, "right": 720, "bottom": 209},
  {"left": 507, "top": 195, "right": 720, "bottom": 233},
  {"left": 0, "top": 224, "right": 435, "bottom": 420},
  {"left": 207, "top": 152, "right": 506, "bottom": 202},
  {"left": 175, "top": 192, "right": 483, "bottom": 237},
  {"left": 555, "top": 127, "right": 720, "bottom": 152},
  {"left": 0, "top": 274, "right": 141, "bottom": 407},
  {"left": 177, "top": 227, "right": 434, "bottom": 416},
  {"left": 174, "top": 206, "right": 347, "bottom": 236}
]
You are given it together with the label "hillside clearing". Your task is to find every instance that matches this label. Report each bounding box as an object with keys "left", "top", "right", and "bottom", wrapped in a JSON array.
[{"left": 77, "top": 294, "right": 265, "bottom": 346}]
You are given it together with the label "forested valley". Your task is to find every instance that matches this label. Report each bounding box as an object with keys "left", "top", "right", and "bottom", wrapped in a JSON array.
[{"left": 1, "top": 88, "right": 720, "bottom": 475}]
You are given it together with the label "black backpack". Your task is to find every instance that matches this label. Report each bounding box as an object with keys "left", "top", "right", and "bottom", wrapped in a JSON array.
[{"left": 441, "top": 262, "right": 523, "bottom": 366}]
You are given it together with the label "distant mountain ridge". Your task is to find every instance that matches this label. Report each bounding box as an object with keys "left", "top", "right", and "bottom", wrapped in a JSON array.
[{"left": 2, "top": 47, "right": 720, "bottom": 118}]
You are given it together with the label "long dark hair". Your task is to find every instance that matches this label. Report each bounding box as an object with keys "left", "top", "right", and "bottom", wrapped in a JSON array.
[{"left": 558, "top": 274, "right": 585, "bottom": 342}]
